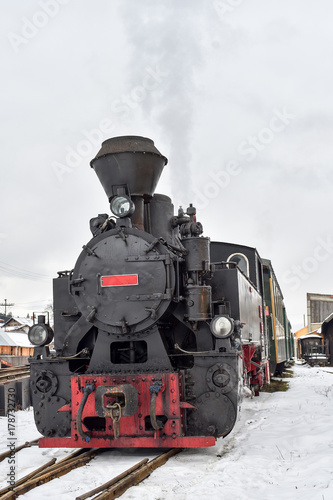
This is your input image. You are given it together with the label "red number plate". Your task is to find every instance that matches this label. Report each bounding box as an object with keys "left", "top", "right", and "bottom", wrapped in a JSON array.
[{"left": 101, "top": 274, "right": 138, "bottom": 287}]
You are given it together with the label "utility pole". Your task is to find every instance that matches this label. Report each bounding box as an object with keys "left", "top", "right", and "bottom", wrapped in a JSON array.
[{"left": 0, "top": 299, "right": 14, "bottom": 316}]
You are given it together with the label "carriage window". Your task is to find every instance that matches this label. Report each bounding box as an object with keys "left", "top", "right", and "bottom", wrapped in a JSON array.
[{"left": 227, "top": 253, "right": 249, "bottom": 277}]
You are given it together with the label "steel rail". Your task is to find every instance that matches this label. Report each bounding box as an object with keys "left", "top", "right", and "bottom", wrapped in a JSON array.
[
  {"left": 76, "top": 448, "right": 182, "bottom": 500},
  {"left": 0, "top": 448, "right": 102, "bottom": 499},
  {"left": 0, "top": 438, "right": 39, "bottom": 463}
]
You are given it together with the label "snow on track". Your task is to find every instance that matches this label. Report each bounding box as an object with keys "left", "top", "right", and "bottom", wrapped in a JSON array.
[{"left": 0, "top": 363, "right": 332, "bottom": 499}]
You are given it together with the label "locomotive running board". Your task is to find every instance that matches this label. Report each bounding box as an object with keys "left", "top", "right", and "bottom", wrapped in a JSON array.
[{"left": 39, "top": 435, "right": 215, "bottom": 448}]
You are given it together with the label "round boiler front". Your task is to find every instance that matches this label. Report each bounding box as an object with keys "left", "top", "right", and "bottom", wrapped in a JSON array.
[{"left": 71, "top": 229, "right": 175, "bottom": 334}]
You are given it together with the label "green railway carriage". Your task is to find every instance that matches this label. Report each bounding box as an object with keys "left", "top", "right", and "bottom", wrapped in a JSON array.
[{"left": 262, "top": 259, "right": 294, "bottom": 375}]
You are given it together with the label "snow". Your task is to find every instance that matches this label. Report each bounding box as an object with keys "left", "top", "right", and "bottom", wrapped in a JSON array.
[
  {"left": 0, "top": 363, "right": 332, "bottom": 499},
  {"left": 0, "top": 330, "right": 33, "bottom": 347}
]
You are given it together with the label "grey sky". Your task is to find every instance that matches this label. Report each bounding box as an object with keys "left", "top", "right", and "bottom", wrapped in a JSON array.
[{"left": 1, "top": 1, "right": 332, "bottom": 331}]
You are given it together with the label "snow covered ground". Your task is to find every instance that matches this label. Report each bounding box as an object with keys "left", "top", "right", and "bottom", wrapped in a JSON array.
[{"left": 0, "top": 362, "right": 332, "bottom": 499}]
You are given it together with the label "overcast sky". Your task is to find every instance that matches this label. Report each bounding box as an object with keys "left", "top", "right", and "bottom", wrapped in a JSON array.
[{"left": 1, "top": 1, "right": 333, "bottom": 331}]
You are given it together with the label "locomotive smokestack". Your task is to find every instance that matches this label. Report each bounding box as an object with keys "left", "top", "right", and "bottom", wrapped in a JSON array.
[{"left": 90, "top": 136, "right": 168, "bottom": 201}]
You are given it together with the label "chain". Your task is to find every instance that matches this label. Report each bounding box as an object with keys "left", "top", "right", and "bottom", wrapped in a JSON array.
[{"left": 106, "top": 402, "right": 122, "bottom": 439}]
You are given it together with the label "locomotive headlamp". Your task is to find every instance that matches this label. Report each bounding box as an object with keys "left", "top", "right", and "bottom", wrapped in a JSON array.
[
  {"left": 110, "top": 195, "right": 135, "bottom": 218},
  {"left": 210, "top": 315, "right": 234, "bottom": 339},
  {"left": 28, "top": 324, "right": 54, "bottom": 346}
]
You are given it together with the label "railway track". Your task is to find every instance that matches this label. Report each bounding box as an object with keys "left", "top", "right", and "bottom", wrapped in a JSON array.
[
  {"left": 75, "top": 449, "right": 181, "bottom": 500},
  {"left": 0, "top": 439, "right": 39, "bottom": 464},
  {"left": 0, "top": 440, "right": 181, "bottom": 499},
  {"left": 0, "top": 447, "right": 101, "bottom": 499},
  {"left": 0, "top": 366, "right": 30, "bottom": 383}
]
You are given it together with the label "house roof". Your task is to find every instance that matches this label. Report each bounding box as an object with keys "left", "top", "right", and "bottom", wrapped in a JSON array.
[
  {"left": 0, "top": 331, "right": 34, "bottom": 347},
  {"left": 298, "top": 333, "right": 323, "bottom": 340},
  {"left": 322, "top": 312, "right": 333, "bottom": 324},
  {"left": 3, "top": 317, "right": 33, "bottom": 328}
]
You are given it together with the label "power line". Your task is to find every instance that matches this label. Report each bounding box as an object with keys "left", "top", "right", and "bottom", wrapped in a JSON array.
[
  {"left": 14, "top": 299, "right": 51, "bottom": 305},
  {"left": 0, "top": 260, "right": 52, "bottom": 281}
]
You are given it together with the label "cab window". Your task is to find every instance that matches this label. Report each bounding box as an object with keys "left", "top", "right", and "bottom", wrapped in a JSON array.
[{"left": 227, "top": 253, "right": 249, "bottom": 277}]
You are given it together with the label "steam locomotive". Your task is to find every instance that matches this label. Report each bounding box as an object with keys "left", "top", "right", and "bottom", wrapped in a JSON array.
[{"left": 29, "top": 136, "right": 292, "bottom": 448}]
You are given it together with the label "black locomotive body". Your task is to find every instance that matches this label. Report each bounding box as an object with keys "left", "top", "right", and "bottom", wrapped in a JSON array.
[{"left": 29, "top": 136, "right": 287, "bottom": 448}]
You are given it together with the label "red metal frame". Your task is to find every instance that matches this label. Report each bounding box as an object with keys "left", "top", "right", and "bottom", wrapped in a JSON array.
[
  {"left": 39, "top": 372, "right": 215, "bottom": 448},
  {"left": 241, "top": 344, "right": 270, "bottom": 391}
]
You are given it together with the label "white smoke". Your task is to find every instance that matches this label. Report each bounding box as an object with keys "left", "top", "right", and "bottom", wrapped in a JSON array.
[{"left": 118, "top": 0, "right": 213, "bottom": 208}]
